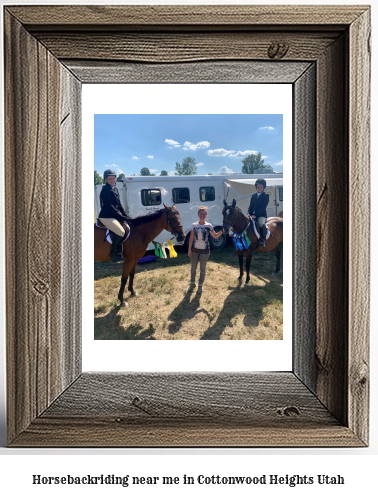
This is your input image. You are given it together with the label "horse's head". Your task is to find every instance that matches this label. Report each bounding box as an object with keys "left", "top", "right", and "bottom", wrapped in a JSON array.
[
  {"left": 164, "top": 204, "right": 186, "bottom": 242},
  {"left": 222, "top": 199, "right": 238, "bottom": 233}
]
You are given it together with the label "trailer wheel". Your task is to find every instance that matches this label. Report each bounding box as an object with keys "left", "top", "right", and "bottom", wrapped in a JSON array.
[{"left": 210, "top": 228, "right": 227, "bottom": 250}]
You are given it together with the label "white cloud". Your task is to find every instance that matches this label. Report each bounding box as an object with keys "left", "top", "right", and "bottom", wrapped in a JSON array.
[
  {"left": 146, "top": 155, "right": 154, "bottom": 159},
  {"left": 218, "top": 166, "right": 235, "bottom": 175},
  {"left": 149, "top": 169, "right": 158, "bottom": 173},
  {"left": 196, "top": 162, "right": 204, "bottom": 167},
  {"left": 259, "top": 126, "right": 274, "bottom": 130},
  {"left": 261, "top": 156, "right": 268, "bottom": 159},
  {"left": 183, "top": 140, "right": 210, "bottom": 151},
  {"left": 229, "top": 150, "right": 258, "bottom": 158},
  {"left": 132, "top": 156, "right": 140, "bottom": 160},
  {"left": 105, "top": 164, "right": 119, "bottom": 167},
  {"left": 275, "top": 160, "right": 283, "bottom": 165},
  {"left": 208, "top": 148, "right": 235, "bottom": 157},
  {"left": 169, "top": 171, "right": 177, "bottom": 176},
  {"left": 165, "top": 139, "right": 180, "bottom": 147}
]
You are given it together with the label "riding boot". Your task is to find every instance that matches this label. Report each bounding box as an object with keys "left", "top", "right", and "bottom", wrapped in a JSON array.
[
  {"left": 111, "top": 234, "right": 126, "bottom": 262},
  {"left": 258, "top": 224, "right": 267, "bottom": 247}
]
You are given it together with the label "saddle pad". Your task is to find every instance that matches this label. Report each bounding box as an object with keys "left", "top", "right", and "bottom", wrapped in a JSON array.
[{"left": 252, "top": 219, "right": 270, "bottom": 240}]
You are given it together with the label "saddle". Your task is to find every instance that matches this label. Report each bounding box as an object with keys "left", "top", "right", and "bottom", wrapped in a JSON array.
[
  {"left": 251, "top": 218, "right": 270, "bottom": 241},
  {"left": 96, "top": 219, "right": 130, "bottom": 244}
]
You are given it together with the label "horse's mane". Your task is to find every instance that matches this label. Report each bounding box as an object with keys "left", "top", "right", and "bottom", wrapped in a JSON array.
[{"left": 127, "top": 208, "right": 166, "bottom": 227}]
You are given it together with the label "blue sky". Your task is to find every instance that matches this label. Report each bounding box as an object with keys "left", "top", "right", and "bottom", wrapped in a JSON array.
[{"left": 94, "top": 114, "right": 283, "bottom": 177}]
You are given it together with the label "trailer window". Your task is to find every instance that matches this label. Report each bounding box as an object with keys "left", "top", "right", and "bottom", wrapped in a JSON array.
[
  {"left": 199, "top": 186, "right": 215, "bottom": 202},
  {"left": 172, "top": 187, "right": 190, "bottom": 204},
  {"left": 141, "top": 189, "right": 162, "bottom": 206},
  {"left": 279, "top": 187, "right": 283, "bottom": 201}
]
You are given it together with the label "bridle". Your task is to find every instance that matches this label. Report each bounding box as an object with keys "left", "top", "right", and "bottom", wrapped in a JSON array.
[
  {"left": 223, "top": 205, "right": 239, "bottom": 232},
  {"left": 223, "top": 205, "right": 250, "bottom": 233},
  {"left": 166, "top": 209, "right": 184, "bottom": 238}
]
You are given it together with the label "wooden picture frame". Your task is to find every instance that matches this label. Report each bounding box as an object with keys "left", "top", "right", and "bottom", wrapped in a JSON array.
[{"left": 4, "top": 5, "right": 370, "bottom": 447}]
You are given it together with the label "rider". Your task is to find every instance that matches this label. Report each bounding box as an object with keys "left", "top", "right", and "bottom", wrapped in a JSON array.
[
  {"left": 98, "top": 169, "right": 129, "bottom": 262},
  {"left": 247, "top": 178, "right": 269, "bottom": 247}
]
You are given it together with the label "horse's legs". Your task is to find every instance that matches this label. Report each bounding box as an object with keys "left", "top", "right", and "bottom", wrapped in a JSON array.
[
  {"left": 245, "top": 251, "right": 252, "bottom": 286},
  {"left": 237, "top": 252, "right": 244, "bottom": 281},
  {"left": 272, "top": 245, "right": 281, "bottom": 275},
  {"left": 118, "top": 260, "right": 135, "bottom": 306},
  {"left": 128, "top": 260, "right": 138, "bottom": 297}
]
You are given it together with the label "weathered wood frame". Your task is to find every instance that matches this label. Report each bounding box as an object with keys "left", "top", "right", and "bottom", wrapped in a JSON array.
[{"left": 4, "top": 5, "right": 370, "bottom": 447}]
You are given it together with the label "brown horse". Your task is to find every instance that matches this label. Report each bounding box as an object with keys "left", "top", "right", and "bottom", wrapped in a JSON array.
[
  {"left": 222, "top": 199, "right": 283, "bottom": 286},
  {"left": 94, "top": 204, "right": 185, "bottom": 306}
]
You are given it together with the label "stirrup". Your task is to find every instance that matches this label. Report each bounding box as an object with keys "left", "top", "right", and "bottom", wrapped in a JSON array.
[{"left": 111, "top": 250, "right": 125, "bottom": 262}]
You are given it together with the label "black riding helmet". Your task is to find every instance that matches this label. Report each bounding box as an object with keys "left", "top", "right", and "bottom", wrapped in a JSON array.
[
  {"left": 103, "top": 169, "right": 117, "bottom": 180},
  {"left": 255, "top": 178, "right": 266, "bottom": 190}
]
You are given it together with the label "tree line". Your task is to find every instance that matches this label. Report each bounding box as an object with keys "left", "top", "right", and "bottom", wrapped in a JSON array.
[{"left": 94, "top": 153, "right": 273, "bottom": 184}]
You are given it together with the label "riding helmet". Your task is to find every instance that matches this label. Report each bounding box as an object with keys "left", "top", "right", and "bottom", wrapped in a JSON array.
[
  {"left": 103, "top": 169, "right": 117, "bottom": 179},
  {"left": 255, "top": 178, "right": 266, "bottom": 190}
]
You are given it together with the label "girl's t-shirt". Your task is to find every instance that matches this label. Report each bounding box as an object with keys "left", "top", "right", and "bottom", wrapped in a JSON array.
[{"left": 191, "top": 221, "right": 214, "bottom": 253}]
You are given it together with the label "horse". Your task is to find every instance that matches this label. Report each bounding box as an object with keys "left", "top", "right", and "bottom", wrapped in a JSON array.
[
  {"left": 94, "top": 204, "right": 185, "bottom": 306},
  {"left": 222, "top": 199, "right": 283, "bottom": 286}
]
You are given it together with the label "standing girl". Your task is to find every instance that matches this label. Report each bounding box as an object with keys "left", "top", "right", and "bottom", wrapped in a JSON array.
[{"left": 187, "top": 206, "right": 223, "bottom": 294}]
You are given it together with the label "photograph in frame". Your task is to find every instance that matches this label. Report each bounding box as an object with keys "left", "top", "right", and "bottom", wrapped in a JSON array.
[{"left": 93, "top": 113, "right": 284, "bottom": 341}]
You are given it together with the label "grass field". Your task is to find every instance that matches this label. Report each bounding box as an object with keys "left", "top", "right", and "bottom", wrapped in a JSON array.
[{"left": 94, "top": 240, "right": 283, "bottom": 340}]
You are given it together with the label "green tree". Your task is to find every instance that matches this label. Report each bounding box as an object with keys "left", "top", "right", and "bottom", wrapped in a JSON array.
[
  {"left": 140, "top": 167, "right": 151, "bottom": 176},
  {"left": 94, "top": 170, "right": 103, "bottom": 185},
  {"left": 241, "top": 152, "right": 265, "bottom": 174},
  {"left": 117, "top": 173, "right": 125, "bottom": 182},
  {"left": 160, "top": 170, "right": 169, "bottom": 176},
  {"left": 175, "top": 156, "right": 198, "bottom": 175}
]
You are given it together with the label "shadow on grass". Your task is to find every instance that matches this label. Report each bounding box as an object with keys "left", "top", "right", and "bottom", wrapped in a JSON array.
[
  {"left": 166, "top": 292, "right": 212, "bottom": 335},
  {"left": 165, "top": 279, "right": 282, "bottom": 340},
  {"left": 94, "top": 306, "right": 157, "bottom": 340}
]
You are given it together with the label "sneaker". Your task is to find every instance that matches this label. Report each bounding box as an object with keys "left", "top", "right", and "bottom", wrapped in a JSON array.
[
  {"left": 187, "top": 283, "right": 196, "bottom": 292},
  {"left": 196, "top": 286, "right": 203, "bottom": 295}
]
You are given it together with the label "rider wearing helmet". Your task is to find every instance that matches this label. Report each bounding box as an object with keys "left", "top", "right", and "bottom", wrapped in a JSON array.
[
  {"left": 98, "top": 169, "right": 129, "bottom": 262},
  {"left": 247, "top": 178, "right": 269, "bottom": 247}
]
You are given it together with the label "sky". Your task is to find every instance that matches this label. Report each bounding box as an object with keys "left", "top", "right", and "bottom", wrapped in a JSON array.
[{"left": 94, "top": 114, "right": 283, "bottom": 177}]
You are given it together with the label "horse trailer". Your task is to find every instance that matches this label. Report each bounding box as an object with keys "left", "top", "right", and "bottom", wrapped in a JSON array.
[{"left": 94, "top": 174, "right": 283, "bottom": 251}]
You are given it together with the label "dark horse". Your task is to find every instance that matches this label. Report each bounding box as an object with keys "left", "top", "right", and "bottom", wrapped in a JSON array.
[
  {"left": 222, "top": 199, "right": 283, "bottom": 286},
  {"left": 94, "top": 204, "right": 185, "bottom": 306}
]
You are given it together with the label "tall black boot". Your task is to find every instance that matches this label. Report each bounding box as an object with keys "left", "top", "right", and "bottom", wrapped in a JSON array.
[
  {"left": 258, "top": 224, "right": 267, "bottom": 248},
  {"left": 111, "top": 234, "right": 126, "bottom": 262}
]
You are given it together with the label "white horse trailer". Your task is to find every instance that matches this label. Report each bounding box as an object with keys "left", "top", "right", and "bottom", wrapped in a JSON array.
[{"left": 94, "top": 174, "right": 283, "bottom": 251}]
